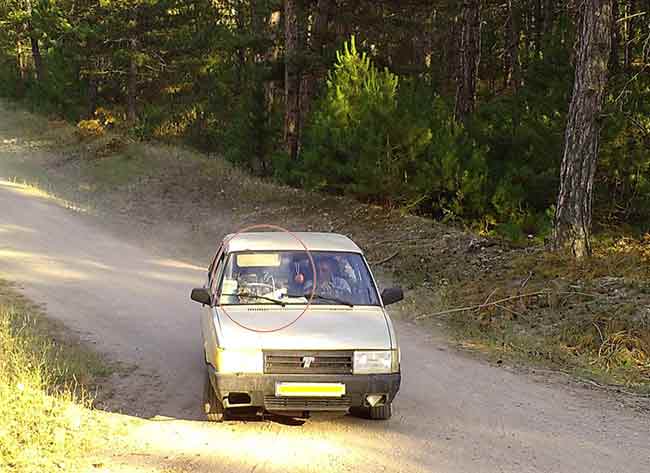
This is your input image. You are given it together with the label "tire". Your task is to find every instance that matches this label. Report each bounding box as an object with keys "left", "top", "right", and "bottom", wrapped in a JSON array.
[
  {"left": 368, "top": 403, "right": 392, "bottom": 420},
  {"left": 203, "top": 370, "right": 225, "bottom": 422},
  {"left": 350, "top": 402, "right": 392, "bottom": 420}
]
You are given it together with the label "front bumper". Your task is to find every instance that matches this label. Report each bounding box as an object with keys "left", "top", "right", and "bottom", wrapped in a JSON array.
[{"left": 207, "top": 365, "right": 401, "bottom": 411}]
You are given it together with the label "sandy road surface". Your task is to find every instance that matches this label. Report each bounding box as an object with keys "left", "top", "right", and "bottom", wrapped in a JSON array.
[{"left": 1, "top": 180, "right": 649, "bottom": 472}]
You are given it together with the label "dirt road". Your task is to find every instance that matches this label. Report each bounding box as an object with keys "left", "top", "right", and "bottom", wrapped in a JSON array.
[{"left": 1, "top": 180, "right": 650, "bottom": 472}]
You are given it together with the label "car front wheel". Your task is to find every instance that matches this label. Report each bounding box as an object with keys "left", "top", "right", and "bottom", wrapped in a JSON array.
[
  {"left": 351, "top": 402, "right": 392, "bottom": 420},
  {"left": 203, "top": 370, "right": 225, "bottom": 422}
]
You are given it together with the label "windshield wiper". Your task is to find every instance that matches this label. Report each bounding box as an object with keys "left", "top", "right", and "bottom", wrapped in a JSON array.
[
  {"left": 221, "top": 292, "right": 286, "bottom": 306},
  {"left": 287, "top": 292, "right": 354, "bottom": 307}
]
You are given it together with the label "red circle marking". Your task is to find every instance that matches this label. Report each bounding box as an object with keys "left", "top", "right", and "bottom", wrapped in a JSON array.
[{"left": 216, "top": 224, "right": 317, "bottom": 333}]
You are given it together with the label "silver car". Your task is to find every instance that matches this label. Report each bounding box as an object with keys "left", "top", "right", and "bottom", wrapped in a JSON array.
[{"left": 190, "top": 232, "right": 403, "bottom": 421}]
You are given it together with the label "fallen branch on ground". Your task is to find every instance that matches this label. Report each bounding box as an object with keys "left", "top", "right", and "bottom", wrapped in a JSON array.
[
  {"left": 495, "top": 303, "right": 523, "bottom": 318},
  {"left": 481, "top": 288, "right": 498, "bottom": 307},
  {"left": 416, "top": 289, "right": 608, "bottom": 321},
  {"left": 370, "top": 237, "right": 424, "bottom": 246},
  {"left": 520, "top": 271, "right": 533, "bottom": 290},
  {"left": 371, "top": 250, "right": 399, "bottom": 265},
  {"left": 415, "top": 291, "right": 551, "bottom": 320}
]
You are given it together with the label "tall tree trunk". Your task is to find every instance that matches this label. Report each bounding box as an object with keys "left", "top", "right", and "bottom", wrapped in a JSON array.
[
  {"left": 504, "top": 0, "right": 521, "bottom": 90},
  {"left": 645, "top": 0, "right": 650, "bottom": 63},
  {"left": 519, "top": 6, "right": 534, "bottom": 71},
  {"left": 251, "top": 0, "right": 272, "bottom": 174},
  {"left": 413, "top": 12, "right": 434, "bottom": 71},
  {"left": 554, "top": 0, "right": 612, "bottom": 258},
  {"left": 234, "top": 0, "right": 246, "bottom": 96},
  {"left": 298, "top": 0, "right": 331, "bottom": 150},
  {"left": 284, "top": 0, "right": 301, "bottom": 160},
  {"left": 543, "top": 0, "right": 555, "bottom": 45},
  {"left": 623, "top": 0, "right": 634, "bottom": 70},
  {"left": 443, "top": 10, "right": 460, "bottom": 96},
  {"left": 264, "top": 9, "right": 282, "bottom": 115},
  {"left": 16, "top": 39, "right": 26, "bottom": 96},
  {"left": 454, "top": 0, "right": 481, "bottom": 124},
  {"left": 311, "top": 0, "right": 331, "bottom": 65},
  {"left": 421, "top": 10, "right": 435, "bottom": 71},
  {"left": 535, "top": 0, "right": 543, "bottom": 51},
  {"left": 127, "top": 38, "right": 138, "bottom": 123},
  {"left": 608, "top": 0, "right": 620, "bottom": 72},
  {"left": 25, "top": 0, "right": 44, "bottom": 83},
  {"left": 87, "top": 67, "right": 98, "bottom": 119},
  {"left": 29, "top": 35, "right": 44, "bottom": 82},
  {"left": 82, "top": 0, "right": 101, "bottom": 118}
]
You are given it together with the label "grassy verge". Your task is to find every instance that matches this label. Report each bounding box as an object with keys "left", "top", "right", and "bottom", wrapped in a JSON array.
[
  {"left": 0, "top": 280, "right": 112, "bottom": 472},
  {"left": 2, "top": 97, "right": 649, "bottom": 394},
  {"left": 437, "top": 236, "right": 650, "bottom": 392}
]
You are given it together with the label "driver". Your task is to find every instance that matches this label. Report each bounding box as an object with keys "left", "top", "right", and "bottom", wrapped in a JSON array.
[{"left": 302, "top": 256, "right": 352, "bottom": 298}]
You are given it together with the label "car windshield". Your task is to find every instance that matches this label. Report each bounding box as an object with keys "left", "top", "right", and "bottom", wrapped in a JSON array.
[{"left": 217, "top": 251, "right": 380, "bottom": 306}]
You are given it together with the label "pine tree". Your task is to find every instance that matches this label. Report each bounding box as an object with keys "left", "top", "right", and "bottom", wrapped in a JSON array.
[{"left": 554, "top": 0, "right": 612, "bottom": 258}]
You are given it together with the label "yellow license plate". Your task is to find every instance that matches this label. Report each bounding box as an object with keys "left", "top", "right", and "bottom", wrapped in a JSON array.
[{"left": 275, "top": 382, "right": 346, "bottom": 397}]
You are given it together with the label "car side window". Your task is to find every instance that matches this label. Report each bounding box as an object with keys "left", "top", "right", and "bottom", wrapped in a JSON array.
[
  {"left": 208, "top": 247, "right": 220, "bottom": 278},
  {"left": 209, "top": 252, "right": 226, "bottom": 297}
]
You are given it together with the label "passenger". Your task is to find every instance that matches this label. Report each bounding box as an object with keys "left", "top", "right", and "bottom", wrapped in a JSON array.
[{"left": 303, "top": 256, "right": 352, "bottom": 298}]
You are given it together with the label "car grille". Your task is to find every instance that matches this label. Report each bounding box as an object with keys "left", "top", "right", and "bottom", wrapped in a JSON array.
[
  {"left": 264, "top": 395, "right": 352, "bottom": 411},
  {"left": 263, "top": 350, "right": 353, "bottom": 375}
]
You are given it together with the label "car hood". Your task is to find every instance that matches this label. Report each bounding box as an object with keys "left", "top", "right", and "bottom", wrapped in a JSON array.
[{"left": 214, "top": 305, "right": 392, "bottom": 350}]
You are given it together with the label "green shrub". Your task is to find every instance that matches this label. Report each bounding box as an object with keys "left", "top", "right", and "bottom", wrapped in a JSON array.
[
  {"left": 297, "top": 36, "right": 490, "bottom": 218},
  {"left": 298, "top": 36, "right": 403, "bottom": 197}
]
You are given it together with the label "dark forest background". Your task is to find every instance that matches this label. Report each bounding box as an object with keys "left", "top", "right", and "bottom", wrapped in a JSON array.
[{"left": 0, "top": 0, "right": 648, "bottom": 242}]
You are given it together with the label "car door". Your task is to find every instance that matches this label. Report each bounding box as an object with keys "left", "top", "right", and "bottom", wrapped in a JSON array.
[{"left": 202, "top": 245, "right": 225, "bottom": 367}]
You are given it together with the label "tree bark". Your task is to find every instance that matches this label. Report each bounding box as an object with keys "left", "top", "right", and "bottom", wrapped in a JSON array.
[
  {"left": 284, "top": 0, "right": 301, "bottom": 160},
  {"left": 443, "top": 8, "right": 460, "bottom": 96},
  {"left": 87, "top": 67, "right": 98, "bottom": 119},
  {"left": 454, "top": 0, "right": 481, "bottom": 124},
  {"left": 504, "top": 0, "right": 521, "bottom": 90},
  {"left": 543, "top": 0, "right": 555, "bottom": 45},
  {"left": 554, "top": 0, "right": 612, "bottom": 258},
  {"left": 535, "top": 0, "right": 543, "bottom": 50},
  {"left": 25, "top": 0, "right": 44, "bottom": 83},
  {"left": 311, "top": 0, "right": 331, "bottom": 61},
  {"left": 80, "top": 0, "right": 101, "bottom": 118},
  {"left": 16, "top": 39, "right": 26, "bottom": 96},
  {"left": 127, "top": 37, "right": 138, "bottom": 123},
  {"left": 29, "top": 36, "right": 44, "bottom": 82},
  {"left": 250, "top": 0, "right": 273, "bottom": 174},
  {"left": 608, "top": 0, "right": 620, "bottom": 72},
  {"left": 233, "top": 0, "right": 246, "bottom": 96},
  {"left": 264, "top": 9, "right": 282, "bottom": 113},
  {"left": 623, "top": 0, "right": 634, "bottom": 71},
  {"left": 298, "top": 0, "right": 331, "bottom": 150}
]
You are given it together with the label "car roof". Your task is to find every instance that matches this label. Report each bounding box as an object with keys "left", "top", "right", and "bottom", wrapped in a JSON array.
[{"left": 222, "top": 232, "right": 363, "bottom": 254}]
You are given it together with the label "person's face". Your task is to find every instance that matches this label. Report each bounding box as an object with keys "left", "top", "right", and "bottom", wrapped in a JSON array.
[{"left": 317, "top": 260, "right": 333, "bottom": 282}]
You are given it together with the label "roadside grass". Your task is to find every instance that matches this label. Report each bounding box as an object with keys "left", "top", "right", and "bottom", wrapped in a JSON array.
[
  {"left": 0, "top": 280, "right": 113, "bottom": 472},
  {"left": 2, "top": 97, "right": 650, "bottom": 395},
  {"left": 438, "top": 235, "right": 650, "bottom": 392}
]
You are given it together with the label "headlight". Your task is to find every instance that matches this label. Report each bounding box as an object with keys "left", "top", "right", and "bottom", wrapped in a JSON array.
[
  {"left": 353, "top": 350, "right": 399, "bottom": 374},
  {"left": 216, "top": 349, "right": 263, "bottom": 374}
]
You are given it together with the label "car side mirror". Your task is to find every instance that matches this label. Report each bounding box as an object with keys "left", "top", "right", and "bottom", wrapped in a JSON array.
[
  {"left": 191, "top": 287, "right": 212, "bottom": 306},
  {"left": 381, "top": 287, "right": 404, "bottom": 306}
]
